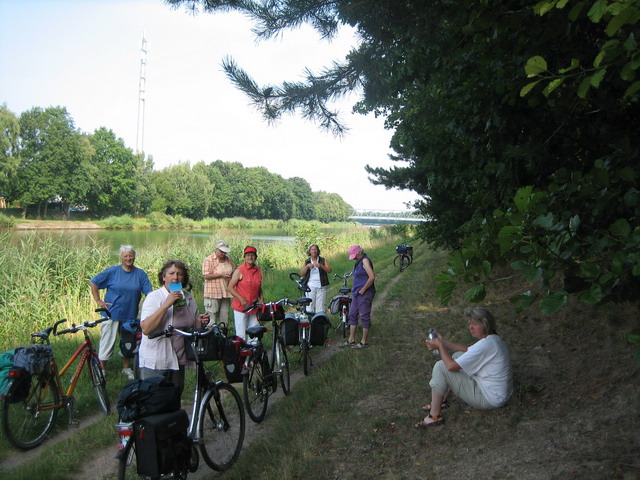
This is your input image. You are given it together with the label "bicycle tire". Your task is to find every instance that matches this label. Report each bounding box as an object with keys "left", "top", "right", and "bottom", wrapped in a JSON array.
[
  {"left": 2, "top": 373, "right": 60, "bottom": 450},
  {"left": 199, "top": 383, "right": 245, "bottom": 472},
  {"left": 89, "top": 354, "right": 111, "bottom": 415},
  {"left": 393, "top": 254, "right": 405, "bottom": 271},
  {"left": 117, "top": 435, "right": 136, "bottom": 480},
  {"left": 242, "top": 354, "right": 269, "bottom": 423},
  {"left": 276, "top": 337, "right": 291, "bottom": 395},
  {"left": 302, "top": 340, "right": 310, "bottom": 376}
]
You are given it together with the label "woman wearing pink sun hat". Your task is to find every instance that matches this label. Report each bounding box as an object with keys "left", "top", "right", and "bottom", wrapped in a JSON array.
[{"left": 339, "top": 245, "right": 376, "bottom": 349}]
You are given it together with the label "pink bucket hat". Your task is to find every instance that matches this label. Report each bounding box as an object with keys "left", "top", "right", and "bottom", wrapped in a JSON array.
[{"left": 348, "top": 245, "right": 361, "bottom": 260}]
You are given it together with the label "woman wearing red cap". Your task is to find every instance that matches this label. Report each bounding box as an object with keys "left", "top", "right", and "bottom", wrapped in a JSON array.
[{"left": 227, "top": 246, "right": 264, "bottom": 341}]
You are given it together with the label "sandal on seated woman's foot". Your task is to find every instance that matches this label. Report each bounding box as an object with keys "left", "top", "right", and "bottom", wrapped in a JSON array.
[
  {"left": 414, "top": 414, "right": 445, "bottom": 429},
  {"left": 421, "top": 401, "right": 449, "bottom": 411}
]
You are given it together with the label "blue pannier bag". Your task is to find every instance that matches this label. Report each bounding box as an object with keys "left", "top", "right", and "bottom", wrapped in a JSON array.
[{"left": 0, "top": 350, "right": 16, "bottom": 397}]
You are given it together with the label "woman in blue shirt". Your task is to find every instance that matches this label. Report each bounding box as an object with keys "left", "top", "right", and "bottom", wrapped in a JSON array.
[{"left": 90, "top": 245, "right": 152, "bottom": 379}]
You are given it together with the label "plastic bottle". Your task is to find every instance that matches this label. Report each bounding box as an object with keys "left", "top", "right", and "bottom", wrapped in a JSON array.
[{"left": 428, "top": 329, "right": 440, "bottom": 356}]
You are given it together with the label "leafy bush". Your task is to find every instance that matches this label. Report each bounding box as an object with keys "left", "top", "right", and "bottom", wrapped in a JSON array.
[{"left": 0, "top": 213, "right": 15, "bottom": 228}]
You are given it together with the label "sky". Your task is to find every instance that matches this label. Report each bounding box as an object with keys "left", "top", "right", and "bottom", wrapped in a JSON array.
[{"left": 0, "top": 0, "right": 421, "bottom": 212}]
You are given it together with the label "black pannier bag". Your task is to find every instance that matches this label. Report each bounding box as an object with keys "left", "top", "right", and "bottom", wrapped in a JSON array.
[
  {"left": 222, "top": 336, "right": 245, "bottom": 383},
  {"left": 257, "top": 303, "right": 285, "bottom": 322},
  {"left": 281, "top": 314, "right": 300, "bottom": 346},
  {"left": 329, "top": 295, "right": 350, "bottom": 315},
  {"left": 11, "top": 345, "right": 52, "bottom": 376},
  {"left": 184, "top": 328, "right": 225, "bottom": 362},
  {"left": 117, "top": 376, "right": 181, "bottom": 422},
  {"left": 309, "top": 313, "right": 331, "bottom": 346},
  {"left": 119, "top": 319, "right": 141, "bottom": 359},
  {"left": 134, "top": 409, "right": 192, "bottom": 477}
]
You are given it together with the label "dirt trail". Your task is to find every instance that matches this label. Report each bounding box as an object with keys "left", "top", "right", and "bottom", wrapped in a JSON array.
[{"left": 1, "top": 268, "right": 402, "bottom": 479}]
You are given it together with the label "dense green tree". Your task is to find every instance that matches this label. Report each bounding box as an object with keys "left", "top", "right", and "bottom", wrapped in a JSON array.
[
  {"left": 16, "top": 106, "right": 93, "bottom": 218},
  {"left": 149, "top": 162, "right": 213, "bottom": 220},
  {"left": 288, "top": 176, "right": 316, "bottom": 220},
  {"left": 313, "top": 191, "right": 351, "bottom": 223},
  {"left": 166, "top": 0, "right": 640, "bottom": 312},
  {"left": 0, "top": 104, "right": 19, "bottom": 198},
  {"left": 86, "top": 127, "right": 140, "bottom": 215}
]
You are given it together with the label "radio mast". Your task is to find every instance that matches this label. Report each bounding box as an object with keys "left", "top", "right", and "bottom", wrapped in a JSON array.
[{"left": 136, "top": 33, "right": 147, "bottom": 155}]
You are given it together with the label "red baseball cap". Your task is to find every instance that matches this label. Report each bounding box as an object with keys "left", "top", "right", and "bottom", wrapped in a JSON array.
[{"left": 243, "top": 246, "right": 257, "bottom": 255}]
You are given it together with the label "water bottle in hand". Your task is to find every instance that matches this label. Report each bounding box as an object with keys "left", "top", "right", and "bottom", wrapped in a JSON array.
[{"left": 428, "top": 329, "right": 440, "bottom": 356}]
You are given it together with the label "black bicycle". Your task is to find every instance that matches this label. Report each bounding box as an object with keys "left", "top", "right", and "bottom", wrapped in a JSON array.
[
  {"left": 240, "top": 299, "right": 291, "bottom": 423},
  {"left": 115, "top": 324, "right": 245, "bottom": 477},
  {"left": 330, "top": 272, "right": 353, "bottom": 338},
  {"left": 394, "top": 243, "right": 414, "bottom": 271}
]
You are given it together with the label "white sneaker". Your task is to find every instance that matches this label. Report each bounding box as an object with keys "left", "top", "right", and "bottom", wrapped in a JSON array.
[{"left": 122, "top": 368, "right": 135, "bottom": 380}]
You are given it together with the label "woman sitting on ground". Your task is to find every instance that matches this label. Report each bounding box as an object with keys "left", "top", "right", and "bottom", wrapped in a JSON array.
[{"left": 416, "top": 306, "right": 512, "bottom": 428}]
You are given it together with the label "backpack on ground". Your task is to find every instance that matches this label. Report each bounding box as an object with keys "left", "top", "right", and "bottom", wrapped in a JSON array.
[
  {"left": 133, "top": 409, "right": 192, "bottom": 477},
  {"left": 117, "top": 376, "right": 181, "bottom": 422},
  {"left": 309, "top": 312, "right": 331, "bottom": 346}
]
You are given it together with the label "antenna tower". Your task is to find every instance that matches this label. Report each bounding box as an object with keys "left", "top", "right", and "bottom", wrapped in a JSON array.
[{"left": 136, "top": 33, "right": 147, "bottom": 155}]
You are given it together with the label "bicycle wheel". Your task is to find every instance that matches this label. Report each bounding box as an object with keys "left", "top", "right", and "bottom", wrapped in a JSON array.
[
  {"left": 2, "top": 373, "right": 60, "bottom": 450},
  {"left": 393, "top": 254, "right": 407, "bottom": 271},
  {"left": 242, "top": 354, "right": 269, "bottom": 423},
  {"left": 199, "top": 383, "right": 245, "bottom": 471},
  {"left": 302, "top": 339, "right": 310, "bottom": 376},
  {"left": 89, "top": 354, "right": 111, "bottom": 415},
  {"left": 276, "top": 338, "right": 291, "bottom": 395},
  {"left": 117, "top": 436, "right": 136, "bottom": 480}
]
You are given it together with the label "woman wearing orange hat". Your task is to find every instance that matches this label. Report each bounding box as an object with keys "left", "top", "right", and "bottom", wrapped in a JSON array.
[{"left": 227, "top": 246, "right": 264, "bottom": 341}]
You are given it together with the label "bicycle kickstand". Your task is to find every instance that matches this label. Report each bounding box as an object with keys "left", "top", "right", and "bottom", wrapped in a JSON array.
[{"left": 65, "top": 396, "right": 79, "bottom": 427}]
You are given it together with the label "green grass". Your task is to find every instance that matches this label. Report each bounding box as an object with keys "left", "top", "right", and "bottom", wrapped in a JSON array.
[{"left": 0, "top": 227, "right": 414, "bottom": 476}]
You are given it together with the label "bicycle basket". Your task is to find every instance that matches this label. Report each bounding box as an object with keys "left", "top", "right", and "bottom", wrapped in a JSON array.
[
  {"left": 184, "top": 329, "right": 226, "bottom": 362},
  {"left": 329, "top": 295, "right": 350, "bottom": 315},
  {"left": 257, "top": 303, "right": 285, "bottom": 322}
]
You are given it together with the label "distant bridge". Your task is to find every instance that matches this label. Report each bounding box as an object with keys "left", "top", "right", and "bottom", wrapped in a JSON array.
[{"left": 349, "top": 209, "right": 428, "bottom": 224}]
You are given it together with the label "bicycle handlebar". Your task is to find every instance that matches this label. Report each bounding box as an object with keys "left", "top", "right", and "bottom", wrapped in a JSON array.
[
  {"left": 333, "top": 272, "right": 353, "bottom": 280},
  {"left": 53, "top": 309, "right": 112, "bottom": 336},
  {"left": 289, "top": 272, "right": 311, "bottom": 293},
  {"left": 242, "top": 298, "right": 292, "bottom": 313},
  {"left": 148, "top": 323, "right": 222, "bottom": 340}
]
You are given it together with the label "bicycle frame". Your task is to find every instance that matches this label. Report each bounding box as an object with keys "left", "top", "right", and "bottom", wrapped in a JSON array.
[{"left": 53, "top": 331, "right": 96, "bottom": 399}]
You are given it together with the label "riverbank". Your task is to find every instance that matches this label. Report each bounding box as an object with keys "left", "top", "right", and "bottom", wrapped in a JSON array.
[{"left": 14, "top": 221, "right": 103, "bottom": 230}]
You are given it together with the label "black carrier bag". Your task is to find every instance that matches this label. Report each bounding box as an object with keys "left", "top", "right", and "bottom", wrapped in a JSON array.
[
  {"left": 309, "top": 313, "right": 331, "bottom": 346},
  {"left": 329, "top": 295, "right": 350, "bottom": 315},
  {"left": 222, "top": 336, "right": 245, "bottom": 383},
  {"left": 257, "top": 303, "right": 285, "bottom": 322},
  {"left": 281, "top": 314, "right": 300, "bottom": 346},
  {"left": 184, "top": 328, "right": 225, "bottom": 362},
  {"left": 117, "top": 376, "right": 181, "bottom": 422},
  {"left": 134, "top": 409, "right": 192, "bottom": 477},
  {"left": 119, "top": 319, "right": 141, "bottom": 359},
  {"left": 11, "top": 345, "right": 52, "bottom": 376}
]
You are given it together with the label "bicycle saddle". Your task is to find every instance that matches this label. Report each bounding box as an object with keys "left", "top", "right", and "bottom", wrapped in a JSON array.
[
  {"left": 296, "top": 297, "right": 313, "bottom": 305},
  {"left": 339, "top": 288, "right": 351, "bottom": 294},
  {"left": 246, "top": 325, "right": 268, "bottom": 339}
]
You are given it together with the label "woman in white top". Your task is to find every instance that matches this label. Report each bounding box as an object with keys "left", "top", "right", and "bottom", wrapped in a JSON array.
[
  {"left": 299, "top": 244, "right": 332, "bottom": 313},
  {"left": 139, "top": 259, "right": 210, "bottom": 395},
  {"left": 415, "top": 306, "right": 513, "bottom": 428}
]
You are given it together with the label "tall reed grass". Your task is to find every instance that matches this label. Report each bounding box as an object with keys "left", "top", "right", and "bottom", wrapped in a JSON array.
[{"left": 0, "top": 225, "right": 399, "bottom": 352}]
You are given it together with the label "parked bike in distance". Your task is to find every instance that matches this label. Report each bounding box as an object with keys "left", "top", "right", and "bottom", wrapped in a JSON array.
[
  {"left": 115, "top": 323, "right": 245, "bottom": 478},
  {"left": 330, "top": 272, "right": 353, "bottom": 338},
  {"left": 240, "top": 299, "right": 291, "bottom": 423},
  {"left": 393, "top": 243, "right": 414, "bottom": 272},
  {"left": 2, "top": 308, "right": 111, "bottom": 450}
]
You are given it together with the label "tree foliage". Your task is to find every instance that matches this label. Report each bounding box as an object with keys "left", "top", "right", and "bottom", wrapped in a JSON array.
[
  {"left": 165, "top": 0, "right": 640, "bottom": 313},
  {"left": 0, "top": 104, "right": 20, "bottom": 196}
]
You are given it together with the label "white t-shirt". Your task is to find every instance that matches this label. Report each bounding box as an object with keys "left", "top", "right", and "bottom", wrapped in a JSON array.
[{"left": 456, "top": 335, "right": 513, "bottom": 407}]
